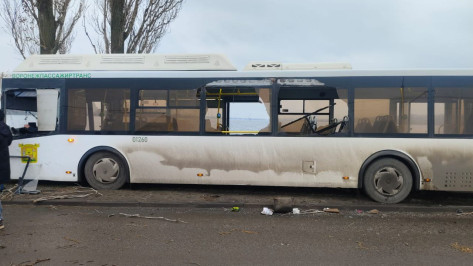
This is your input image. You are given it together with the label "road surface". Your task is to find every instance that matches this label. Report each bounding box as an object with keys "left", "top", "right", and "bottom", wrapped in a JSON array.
[{"left": 1, "top": 204, "right": 472, "bottom": 266}]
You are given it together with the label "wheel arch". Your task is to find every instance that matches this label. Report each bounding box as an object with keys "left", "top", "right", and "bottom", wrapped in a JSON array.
[
  {"left": 78, "top": 146, "right": 131, "bottom": 184},
  {"left": 358, "top": 150, "right": 421, "bottom": 191}
]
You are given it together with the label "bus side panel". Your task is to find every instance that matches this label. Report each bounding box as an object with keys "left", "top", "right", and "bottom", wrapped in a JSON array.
[
  {"left": 10, "top": 135, "right": 82, "bottom": 182},
  {"left": 124, "top": 136, "right": 473, "bottom": 192},
  {"left": 8, "top": 135, "right": 473, "bottom": 193}
]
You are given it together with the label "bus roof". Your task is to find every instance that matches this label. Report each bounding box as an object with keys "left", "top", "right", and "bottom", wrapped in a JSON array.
[
  {"left": 14, "top": 54, "right": 238, "bottom": 72},
  {"left": 8, "top": 54, "right": 473, "bottom": 78}
]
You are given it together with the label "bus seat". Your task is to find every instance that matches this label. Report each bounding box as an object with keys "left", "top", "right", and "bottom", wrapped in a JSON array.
[
  {"left": 300, "top": 118, "right": 314, "bottom": 135},
  {"left": 355, "top": 118, "right": 373, "bottom": 133},
  {"left": 384, "top": 120, "right": 397, "bottom": 133},
  {"left": 338, "top": 116, "right": 349, "bottom": 133},
  {"left": 463, "top": 114, "right": 473, "bottom": 134},
  {"left": 383, "top": 116, "right": 397, "bottom": 133},
  {"left": 205, "top": 119, "right": 220, "bottom": 132},
  {"left": 371, "top": 115, "right": 397, "bottom": 133},
  {"left": 372, "top": 116, "right": 384, "bottom": 133},
  {"left": 315, "top": 118, "right": 339, "bottom": 135},
  {"left": 137, "top": 122, "right": 168, "bottom": 131}
]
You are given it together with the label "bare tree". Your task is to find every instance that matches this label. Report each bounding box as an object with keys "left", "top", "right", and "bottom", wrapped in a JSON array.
[
  {"left": 110, "top": 0, "right": 125, "bottom": 53},
  {"left": 86, "top": 0, "right": 184, "bottom": 54},
  {"left": 0, "top": 0, "right": 85, "bottom": 58}
]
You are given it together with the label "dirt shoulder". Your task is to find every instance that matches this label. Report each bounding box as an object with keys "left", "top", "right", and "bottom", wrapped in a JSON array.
[{"left": 2, "top": 181, "right": 473, "bottom": 212}]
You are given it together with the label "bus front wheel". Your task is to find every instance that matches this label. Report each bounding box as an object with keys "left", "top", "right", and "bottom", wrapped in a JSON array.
[
  {"left": 363, "top": 158, "right": 413, "bottom": 204},
  {"left": 84, "top": 151, "right": 128, "bottom": 190}
]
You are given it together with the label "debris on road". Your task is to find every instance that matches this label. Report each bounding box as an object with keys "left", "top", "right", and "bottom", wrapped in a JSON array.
[
  {"left": 456, "top": 211, "right": 473, "bottom": 216},
  {"left": 219, "top": 229, "right": 258, "bottom": 235},
  {"left": 231, "top": 207, "right": 240, "bottom": 212},
  {"left": 273, "top": 197, "right": 293, "bottom": 213},
  {"left": 299, "top": 209, "right": 324, "bottom": 214},
  {"left": 119, "top": 213, "right": 188, "bottom": 223},
  {"left": 292, "top": 208, "right": 301, "bottom": 214},
  {"left": 261, "top": 207, "right": 274, "bottom": 216},
  {"left": 32, "top": 186, "right": 102, "bottom": 203},
  {"left": 15, "top": 258, "right": 51, "bottom": 266},
  {"left": 0, "top": 184, "right": 18, "bottom": 201},
  {"left": 202, "top": 194, "right": 220, "bottom": 201},
  {"left": 64, "top": 237, "right": 81, "bottom": 244},
  {"left": 323, "top": 208, "right": 340, "bottom": 214},
  {"left": 356, "top": 241, "right": 369, "bottom": 249},
  {"left": 451, "top": 242, "right": 473, "bottom": 253},
  {"left": 367, "top": 209, "right": 380, "bottom": 215},
  {"left": 33, "top": 194, "right": 91, "bottom": 203}
]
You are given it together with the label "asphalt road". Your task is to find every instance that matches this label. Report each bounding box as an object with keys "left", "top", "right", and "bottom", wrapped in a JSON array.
[{"left": 1, "top": 205, "right": 473, "bottom": 266}]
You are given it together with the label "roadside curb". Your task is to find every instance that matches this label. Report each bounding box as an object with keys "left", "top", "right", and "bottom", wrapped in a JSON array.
[{"left": 4, "top": 199, "right": 473, "bottom": 213}]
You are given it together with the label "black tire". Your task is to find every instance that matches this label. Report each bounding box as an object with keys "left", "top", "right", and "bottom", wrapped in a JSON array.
[
  {"left": 84, "top": 151, "right": 128, "bottom": 190},
  {"left": 363, "top": 158, "right": 413, "bottom": 204}
]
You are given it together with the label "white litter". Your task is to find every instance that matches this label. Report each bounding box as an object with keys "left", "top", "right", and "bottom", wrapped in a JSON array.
[{"left": 261, "top": 207, "right": 274, "bottom": 216}]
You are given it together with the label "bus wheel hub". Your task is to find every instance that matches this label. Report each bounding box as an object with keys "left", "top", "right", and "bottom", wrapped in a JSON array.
[
  {"left": 92, "top": 158, "right": 119, "bottom": 183},
  {"left": 374, "top": 167, "right": 403, "bottom": 195}
]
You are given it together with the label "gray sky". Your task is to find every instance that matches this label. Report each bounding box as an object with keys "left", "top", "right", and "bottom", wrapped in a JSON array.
[{"left": 1, "top": 0, "right": 472, "bottom": 71}]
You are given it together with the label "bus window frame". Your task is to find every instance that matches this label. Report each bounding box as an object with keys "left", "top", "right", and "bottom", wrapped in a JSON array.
[
  {"left": 2, "top": 78, "right": 65, "bottom": 138},
  {"left": 432, "top": 76, "right": 473, "bottom": 138},
  {"left": 351, "top": 76, "right": 431, "bottom": 138},
  {"left": 276, "top": 77, "right": 351, "bottom": 137}
]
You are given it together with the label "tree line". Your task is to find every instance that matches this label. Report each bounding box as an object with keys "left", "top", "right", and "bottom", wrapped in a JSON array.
[{"left": 0, "top": 0, "right": 184, "bottom": 58}]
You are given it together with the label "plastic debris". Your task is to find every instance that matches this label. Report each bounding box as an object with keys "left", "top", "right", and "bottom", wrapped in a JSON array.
[
  {"left": 231, "top": 207, "right": 240, "bottom": 212},
  {"left": 323, "top": 208, "right": 340, "bottom": 213},
  {"left": 356, "top": 209, "right": 363, "bottom": 214},
  {"left": 261, "top": 207, "right": 274, "bottom": 216},
  {"left": 299, "top": 209, "right": 324, "bottom": 214},
  {"left": 292, "top": 208, "right": 300, "bottom": 214},
  {"left": 367, "top": 209, "right": 379, "bottom": 214}
]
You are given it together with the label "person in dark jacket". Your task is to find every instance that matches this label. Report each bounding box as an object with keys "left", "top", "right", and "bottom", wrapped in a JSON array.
[{"left": 0, "top": 109, "right": 13, "bottom": 230}]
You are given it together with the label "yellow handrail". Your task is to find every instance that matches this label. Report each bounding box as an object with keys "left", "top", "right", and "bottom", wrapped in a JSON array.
[
  {"left": 206, "top": 92, "right": 257, "bottom": 96},
  {"left": 221, "top": 131, "right": 259, "bottom": 134}
]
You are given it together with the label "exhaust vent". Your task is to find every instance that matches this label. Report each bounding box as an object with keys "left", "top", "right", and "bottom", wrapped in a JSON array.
[
  {"left": 164, "top": 55, "right": 211, "bottom": 64},
  {"left": 38, "top": 56, "right": 82, "bottom": 65},
  {"left": 14, "top": 54, "right": 236, "bottom": 71},
  {"left": 100, "top": 55, "right": 145, "bottom": 64},
  {"left": 244, "top": 61, "right": 352, "bottom": 71},
  {"left": 245, "top": 62, "right": 282, "bottom": 70}
]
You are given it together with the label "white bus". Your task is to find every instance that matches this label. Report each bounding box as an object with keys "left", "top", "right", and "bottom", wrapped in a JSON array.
[{"left": 3, "top": 54, "right": 473, "bottom": 203}]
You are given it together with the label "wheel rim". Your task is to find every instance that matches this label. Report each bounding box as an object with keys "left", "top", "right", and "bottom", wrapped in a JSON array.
[
  {"left": 373, "top": 166, "right": 403, "bottom": 196},
  {"left": 92, "top": 157, "right": 120, "bottom": 183}
]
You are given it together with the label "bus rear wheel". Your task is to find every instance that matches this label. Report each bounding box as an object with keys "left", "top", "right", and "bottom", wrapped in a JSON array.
[
  {"left": 363, "top": 158, "right": 413, "bottom": 204},
  {"left": 84, "top": 151, "right": 128, "bottom": 190}
]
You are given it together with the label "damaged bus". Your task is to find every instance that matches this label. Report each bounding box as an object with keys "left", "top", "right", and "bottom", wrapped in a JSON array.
[{"left": 2, "top": 54, "right": 473, "bottom": 203}]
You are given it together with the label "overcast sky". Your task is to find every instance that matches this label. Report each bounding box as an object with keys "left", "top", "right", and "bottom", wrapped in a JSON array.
[{"left": 0, "top": 0, "right": 472, "bottom": 71}]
